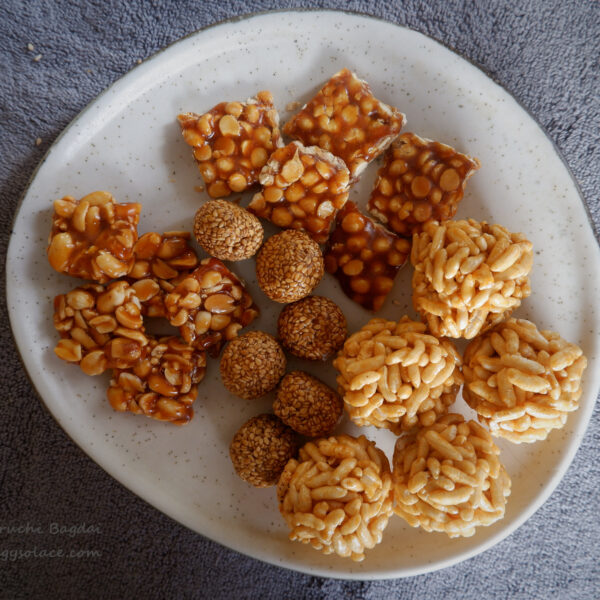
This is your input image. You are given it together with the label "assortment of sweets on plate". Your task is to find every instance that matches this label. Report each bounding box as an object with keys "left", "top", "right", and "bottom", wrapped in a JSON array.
[{"left": 46, "top": 69, "right": 588, "bottom": 563}]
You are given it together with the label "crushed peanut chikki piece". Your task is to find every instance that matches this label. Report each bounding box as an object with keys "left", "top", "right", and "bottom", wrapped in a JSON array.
[
  {"left": 107, "top": 336, "right": 207, "bottom": 425},
  {"left": 324, "top": 202, "right": 410, "bottom": 311},
  {"left": 53, "top": 281, "right": 148, "bottom": 376},
  {"left": 178, "top": 91, "right": 282, "bottom": 198},
  {"left": 411, "top": 219, "right": 533, "bottom": 339},
  {"left": 392, "top": 413, "right": 511, "bottom": 538},
  {"left": 248, "top": 141, "right": 350, "bottom": 243},
  {"left": 368, "top": 132, "right": 480, "bottom": 238},
  {"left": 283, "top": 69, "right": 405, "bottom": 180},
  {"left": 277, "top": 434, "right": 393, "bottom": 562},
  {"left": 164, "top": 257, "right": 258, "bottom": 356},
  {"left": 333, "top": 316, "right": 462, "bottom": 433},
  {"left": 47, "top": 191, "right": 141, "bottom": 283},
  {"left": 463, "top": 318, "right": 587, "bottom": 444},
  {"left": 128, "top": 231, "right": 199, "bottom": 318}
]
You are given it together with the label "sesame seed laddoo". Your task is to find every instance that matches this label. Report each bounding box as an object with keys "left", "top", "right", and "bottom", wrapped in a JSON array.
[
  {"left": 274, "top": 371, "right": 343, "bottom": 437},
  {"left": 277, "top": 296, "right": 347, "bottom": 360},
  {"left": 220, "top": 331, "right": 286, "bottom": 399},
  {"left": 230, "top": 414, "right": 298, "bottom": 487},
  {"left": 193, "top": 199, "right": 263, "bottom": 261},
  {"left": 256, "top": 230, "right": 324, "bottom": 303}
]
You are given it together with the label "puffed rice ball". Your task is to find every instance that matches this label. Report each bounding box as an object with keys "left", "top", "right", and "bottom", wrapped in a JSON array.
[
  {"left": 193, "top": 199, "right": 263, "bottom": 261},
  {"left": 277, "top": 296, "right": 347, "bottom": 360},
  {"left": 277, "top": 434, "right": 393, "bottom": 562},
  {"left": 392, "top": 413, "right": 511, "bottom": 538},
  {"left": 273, "top": 371, "right": 343, "bottom": 437},
  {"left": 411, "top": 219, "right": 533, "bottom": 339},
  {"left": 230, "top": 414, "right": 298, "bottom": 487},
  {"left": 220, "top": 331, "right": 286, "bottom": 399},
  {"left": 256, "top": 230, "right": 324, "bottom": 303},
  {"left": 333, "top": 316, "right": 462, "bottom": 433},
  {"left": 463, "top": 318, "right": 587, "bottom": 443}
]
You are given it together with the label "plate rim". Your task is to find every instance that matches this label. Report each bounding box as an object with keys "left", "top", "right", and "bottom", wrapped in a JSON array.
[{"left": 6, "top": 8, "right": 600, "bottom": 580}]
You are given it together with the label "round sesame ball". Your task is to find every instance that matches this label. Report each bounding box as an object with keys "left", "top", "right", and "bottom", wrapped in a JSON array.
[
  {"left": 230, "top": 414, "right": 298, "bottom": 487},
  {"left": 220, "top": 331, "right": 286, "bottom": 399},
  {"left": 278, "top": 296, "right": 347, "bottom": 360},
  {"left": 194, "top": 199, "right": 263, "bottom": 261},
  {"left": 274, "top": 371, "right": 343, "bottom": 437},
  {"left": 256, "top": 230, "right": 324, "bottom": 303}
]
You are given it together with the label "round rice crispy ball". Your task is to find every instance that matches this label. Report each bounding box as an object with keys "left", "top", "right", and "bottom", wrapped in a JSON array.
[
  {"left": 277, "top": 296, "right": 347, "bottom": 360},
  {"left": 411, "top": 219, "right": 533, "bottom": 339},
  {"left": 230, "top": 414, "right": 297, "bottom": 487},
  {"left": 333, "top": 316, "right": 462, "bottom": 433},
  {"left": 194, "top": 199, "right": 263, "bottom": 261},
  {"left": 273, "top": 371, "right": 343, "bottom": 437},
  {"left": 463, "top": 318, "right": 587, "bottom": 443},
  {"left": 392, "top": 413, "right": 511, "bottom": 538},
  {"left": 277, "top": 434, "right": 393, "bottom": 562},
  {"left": 256, "top": 230, "right": 324, "bottom": 303},
  {"left": 220, "top": 331, "right": 286, "bottom": 399}
]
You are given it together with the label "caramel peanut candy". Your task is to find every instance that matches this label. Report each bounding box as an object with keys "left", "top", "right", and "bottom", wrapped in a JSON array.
[
  {"left": 127, "top": 232, "right": 199, "bottom": 318},
  {"left": 392, "top": 414, "right": 511, "bottom": 538},
  {"left": 164, "top": 257, "right": 259, "bottom": 356},
  {"left": 463, "top": 318, "right": 587, "bottom": 443},
  {"left": 53, "top": 281, "right": 148, "bottom": 375},
  {"left": 47, "top": 191, "right": 141, "bottom": 283},
  {"left": 324, "top": 202, "right": 410, "bottom": 311},
  {"left": 283, "top": 69, "right": 405, "bottom": 180},
  {"left": 411, "top": 219, "right": 533, "bottom": 339},
  {"left": 248, "top": 142, "right": 350, "bottom": 243},
  {"left": 107, "top": 336, "right": 207, "bottom": 425},
  {"left": 178, "top": 91, "right": 282, "bottom": 198},
  {"left": 368, "top": 133, "right": 480, "bottom": 238}
]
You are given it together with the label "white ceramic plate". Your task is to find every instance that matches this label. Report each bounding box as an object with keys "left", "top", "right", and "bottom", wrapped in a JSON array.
[{"left": 7, "top": 10, "right": 600, "bottom": 579}]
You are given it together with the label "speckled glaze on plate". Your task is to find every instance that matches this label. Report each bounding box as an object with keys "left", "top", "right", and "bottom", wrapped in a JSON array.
[{"left": 6, "top": 10, "right": 600, "bottom": 579}]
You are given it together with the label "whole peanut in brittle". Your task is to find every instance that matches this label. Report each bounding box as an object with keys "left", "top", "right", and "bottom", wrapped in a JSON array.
[
  {"left": 53, "top": 280, "right": 148, "bottom": 375},
  {"left": 47, "top": 191, "right": 141, "bottom": 283},
  {"left": 164, "top": 257, "right": 258, "bottom": 356},
  {"left": 368, "top": 133, "right": 480, "bottom": 238},
  {"left": 324, "top": 202, "right": 410, "bottom": 311},
  {"left": 178, "top": 91, "right": 283, "bottom": 198},
  {"left": 248, "top": 141, "right": 350, "bottom": 243},
  {"left": 107, "top": 336, "right": 207, "bottom": 425},
  {"left": 283, "top": 69, "right": 405, "bottom": 180}
]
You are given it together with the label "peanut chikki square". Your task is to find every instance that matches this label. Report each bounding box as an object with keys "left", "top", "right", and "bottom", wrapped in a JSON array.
[
  {"left": 247, "top": 141, "right": 350, "bottom": 243},
  {"left": 178, "top": 91, "right": 283, "bottom": 198},
  {"left": 164, "top": 257, "right": 259, "bottom": 356},
  {"left": 47, "top": 191, "right": 141, "bottom": 283},
  {"left": 324, "top": 201, "right": 410, "bottom": 311},
  {"left": 282, "top": 68, "right": 406, "bottom": 180},
  {"left": 368, "top": 132, "right": 480, "bottom": 238}
]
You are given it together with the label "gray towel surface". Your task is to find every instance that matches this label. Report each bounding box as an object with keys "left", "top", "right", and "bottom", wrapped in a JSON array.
[{"left": 0, "top": 1, "right": 598, "bottom": 598}]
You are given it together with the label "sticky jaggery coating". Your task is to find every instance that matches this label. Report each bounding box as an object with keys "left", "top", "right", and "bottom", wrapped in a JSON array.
[
  {"left": 277, "top": 296, "right": 347, "bottom": 360},
  {"left": 256, "top": 230, "right": 324, "bottom": 303},
  {"left": 462, "top": 318, "right": 587, "bottom": 443},
  {"left": 229, "top": 414, "right": 298, "bottom": 487},
  {"left": 220, "top": 331, "right": 286, "bottom": 399},
  {"left": 274, "top": 371, "right": 343, "bottom": 437},
  {"left": 194, "top": 199, "right": 263, "bottom": 261}
]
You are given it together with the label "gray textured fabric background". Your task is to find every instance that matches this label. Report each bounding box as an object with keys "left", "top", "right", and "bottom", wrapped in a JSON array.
[{"left": 1, "top": 1, "right": 598, "bottom": 598}]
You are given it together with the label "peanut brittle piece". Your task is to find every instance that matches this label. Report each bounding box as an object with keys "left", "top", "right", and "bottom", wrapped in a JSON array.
[
  {"left": 53, "top": 281, "right": 149, "bottom": 375},
  {"left": 178, "top": 91, "right": 282, "bottom": 198},
  {"left": 47, "top": 191, "right": 141, "bottom": 283},
  {"left": 368, "top": 132, "right": 480, "bottom": 238},
  {"left": 324, "top": 202, "right": 410, "bottom": 311},
  {"left": 248, "top": 141, "right": 350, "bottom": 243},
  {"left": 164, "top": 257, "right": 259, "bottom": 356},
  {"left": 107, "top": 336, "right": 207, "bottom": 425},
  {"left": 283, "top": 68, "right": 405, "bottom": 180}
]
